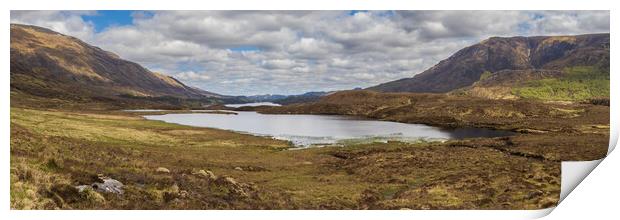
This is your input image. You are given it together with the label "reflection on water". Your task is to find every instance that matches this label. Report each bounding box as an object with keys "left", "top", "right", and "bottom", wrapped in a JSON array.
[
  {"left": 144, "top": 111, "right": 513, "bottom": 147},
  {"left": 224, "top": 102, "right": 282, "bottom": 108}
]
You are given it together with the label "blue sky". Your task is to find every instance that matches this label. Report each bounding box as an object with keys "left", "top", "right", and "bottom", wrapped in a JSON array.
[
  {"left": 11, "top": 11, "right": 611, "bottom": 95},
  {"left": 82, "top": 10, "right": 135, "bottom": 32},
  {"left": 229, "top": 46, "right": 261, "bottom": 52}
]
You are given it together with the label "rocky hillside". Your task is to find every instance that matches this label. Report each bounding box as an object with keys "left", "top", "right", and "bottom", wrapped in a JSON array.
[
  {"left": 10, "top": 24, "right": 220, "bottom": 105},
  {"left": 368, "top": 34, "right": 610, "bottom": 94}
]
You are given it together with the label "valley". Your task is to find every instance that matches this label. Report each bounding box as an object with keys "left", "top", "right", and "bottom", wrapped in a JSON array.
[
  {"left": 11, "top": 107, "right": 563, "bottom": 209},
  {"left": 9, "top": 22, "right": 609, "bottom": 210},
  {"left": 11, "top": 88, "right": 608, "bottom": 209}
]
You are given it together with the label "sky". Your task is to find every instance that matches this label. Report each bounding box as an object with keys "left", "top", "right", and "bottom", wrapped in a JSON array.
[{"left": 10, "top": 10, "right": 610, "bottom": 96}]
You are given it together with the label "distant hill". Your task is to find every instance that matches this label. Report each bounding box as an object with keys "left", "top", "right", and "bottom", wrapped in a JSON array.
[
  {"left": 273, "top": 91, "right": 331, "bottom": 105},
  {"left": 243, "top": 94, "right": 289, "bottom": 103},
  {"left": 232, "top": 91, "right": 331, "bottom": 105},
  {"left": 10, "top": 24, "right": 221, "bottom": 108},
  {"left": 368, "top": 34, "right": 609, "bottom": 100}
]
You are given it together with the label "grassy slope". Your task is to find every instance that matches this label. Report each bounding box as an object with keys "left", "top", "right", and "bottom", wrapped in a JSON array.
[
  {"left": 11, "top": 107, "right": 563, "bottom": 210},
  {"left": 512, "top": 66, "right": 609, "bottom": 101}
]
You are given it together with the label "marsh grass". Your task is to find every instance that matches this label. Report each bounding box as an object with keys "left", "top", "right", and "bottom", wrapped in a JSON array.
[{"left": 11, "top": 107, "right": 564, "bottom": 209}]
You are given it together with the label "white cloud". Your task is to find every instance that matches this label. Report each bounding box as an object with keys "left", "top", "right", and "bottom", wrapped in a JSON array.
[
  {"left": 348, "top": 72, "right": 376, "bottom": 80},
  {"left": 10, "top": 10, "right": 610, "bottom": 95},
  {"left": 10, "top": 10, "right": 97, "bottom": 41},
  {"left": 260, "top": 59, "right": 299, "bottom": 69},
  {"left": 174, "top": 71, "right": 211, "bottom": 81},
  {"left": 288, "top": 38, "right": 342, "bottom": 59},
  {"left": 526, "top": 11, "right": 610, "bottom": 35}
]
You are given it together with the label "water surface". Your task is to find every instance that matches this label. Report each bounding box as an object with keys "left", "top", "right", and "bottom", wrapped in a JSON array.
[
  {"left": 225, "top": 102, "right": 282, "bottom": 108},
  {"left": 123, "top": 109, "right": 165, "bottom": 112},
  {"left": 144, "top": 111, "right": 513, "bottom": 147}
]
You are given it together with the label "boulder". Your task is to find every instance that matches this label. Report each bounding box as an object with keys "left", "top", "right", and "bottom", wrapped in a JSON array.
[
  {"left": 75, "top": 176, "right": 124, "bottom": 195},
  {"left": 92, "top": 178, "right": 124, "bottom": 194}
]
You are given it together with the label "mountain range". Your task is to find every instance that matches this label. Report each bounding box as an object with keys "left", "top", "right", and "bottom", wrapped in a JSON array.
[
  {"left": 368, "top": 34, "right": 609, "bottom": 96},
  {"left": 10, "top": 24, "right": 221, "bottom": 108},
  {"left": 10, "top": 23, "right": 610, "bottom": 108},
  {"left": 235, "top": 91, "right": 331, "bottom": 105}
]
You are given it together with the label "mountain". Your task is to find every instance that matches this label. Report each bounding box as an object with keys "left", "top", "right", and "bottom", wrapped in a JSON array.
[
  {"left": 273, "top": 91, "right": 330, "bottom": 105},
  {"left": 368, "top": 34, "right": 610, "bottom": 95},
  {"left": 244, "top": 94, "right": 289, "bottom": 102},
  {"left": 10, "top": 24, "right": 221, "bottom": 107},
  {"left": 232, "top": 91, "right": 331, "bottom": 105}
]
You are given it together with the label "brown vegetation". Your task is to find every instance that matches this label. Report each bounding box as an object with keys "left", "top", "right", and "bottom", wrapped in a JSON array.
[
  {"left": 11, "top": 106, "right": 567, "bottom": 210},
  {"left": 258, "top": 90, "right": 609, "bottom": 161}
]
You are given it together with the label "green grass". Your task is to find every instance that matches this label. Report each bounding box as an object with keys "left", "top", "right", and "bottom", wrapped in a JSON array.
[
  {"left": 512, "top": 66, "right": 609, "bottom": 101},
  {"left": 479, "top": 71, "right": 493, "bottom": 81}
]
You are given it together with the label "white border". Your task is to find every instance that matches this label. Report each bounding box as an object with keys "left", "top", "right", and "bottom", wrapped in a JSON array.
[{"left": 2, "top": 0, "right": 616, "bottom": 10}]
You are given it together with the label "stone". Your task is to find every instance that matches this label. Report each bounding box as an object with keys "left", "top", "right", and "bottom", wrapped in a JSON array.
[
  {"left": 75, "top": 175, "right": 124, "bottom": 195},
  {"left": 194, "top": 169, "right": 208, "bottom": 176},
  {"left": 234, "top": 167, "right": 243, "bottom": 171},
  {"left": 193, "top": 169, "right": 216, "bottom": 180},
  {"left": 220, "top": 176, "right": 239, "bottom": 185},
  {"left": 91, "top": 178, "right": 124, "bottom": 194},
  {"left": 156, "top": 167, "right": 171, "bottom": 173}
]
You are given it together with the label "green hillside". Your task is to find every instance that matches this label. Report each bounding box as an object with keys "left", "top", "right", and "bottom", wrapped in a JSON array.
[{"left": 512, "top": 66, "right": 609, "bottom": 101}]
